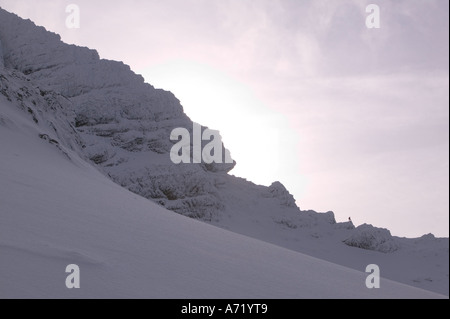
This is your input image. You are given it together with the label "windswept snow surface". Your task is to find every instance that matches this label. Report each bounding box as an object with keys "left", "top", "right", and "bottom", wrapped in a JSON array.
[{"left": 0, "top": 98, "right": 446, "bottom": 299}]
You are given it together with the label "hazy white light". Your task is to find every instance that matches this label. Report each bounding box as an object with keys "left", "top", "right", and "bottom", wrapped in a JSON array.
[{"left": 139, "top": 60, "right": 298, "bottom": 187}]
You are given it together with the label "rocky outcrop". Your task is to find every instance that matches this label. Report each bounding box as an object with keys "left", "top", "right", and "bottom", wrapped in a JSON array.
[
  {"left": 343, "top": 224, "right": 400, "bottom": 253},
  {"left": 0, "top": 8, "right": 237, "bottom": 219},
  {"left": 0, "top": 8, "right": 336, "bottom": 227},
  {"left": 0, "top": 67, "right": 84, "bottom": 154},
  {"left": 266, "top": 181, "right": 298, "bottom": 208}
]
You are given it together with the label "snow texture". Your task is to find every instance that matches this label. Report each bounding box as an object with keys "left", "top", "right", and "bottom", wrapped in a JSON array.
[
  {"left": 344, "top": 224, "right": 400, "bottom": 253},
  {"left": 0, "top": 7, "right": 449, "bottom": 297},
  {"left": 0, "top": 7, "right": 236, "bottom": 220},
  {"left": 0, "top": 38, "right": 4, "bottom": 68}
]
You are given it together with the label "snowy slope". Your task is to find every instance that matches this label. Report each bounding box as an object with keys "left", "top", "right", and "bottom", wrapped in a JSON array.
[
  {"left": 208, "top": 175, "right": 449, "bottom": 295},
  {"left": 0, "top": 7, "right": 448, "bottom": 297},
  {"left": 0, "top": 98, "right": 446, "bottom": 299}
]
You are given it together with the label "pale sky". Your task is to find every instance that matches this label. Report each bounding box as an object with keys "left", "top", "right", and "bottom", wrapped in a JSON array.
[{"left": 0, "top": 0, "right": 448, "bottom": 237}]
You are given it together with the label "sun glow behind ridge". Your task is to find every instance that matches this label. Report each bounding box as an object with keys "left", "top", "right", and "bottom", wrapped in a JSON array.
[{"left": 139, "top": 60, "right": 299, "bottom": 188}]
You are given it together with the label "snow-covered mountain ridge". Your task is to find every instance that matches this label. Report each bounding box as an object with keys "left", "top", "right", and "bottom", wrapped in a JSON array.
[
  {"left": 1, "top": 93, "right": 445, "bottom": 298},
  {"left": 0, "top": 7, "right": 448, "bottom": 296}
]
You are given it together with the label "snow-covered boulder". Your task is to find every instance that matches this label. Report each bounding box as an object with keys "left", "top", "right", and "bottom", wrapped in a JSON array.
[{"left": 344, "top": 224, "right": 400, "bottom": 253}]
